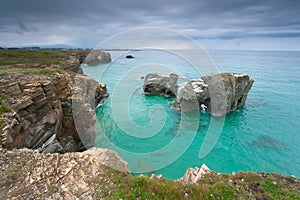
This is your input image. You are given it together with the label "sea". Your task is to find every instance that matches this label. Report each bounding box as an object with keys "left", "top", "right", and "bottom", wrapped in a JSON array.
[{"left": 82, "top": 49, "right": 300, "bottom": 180}]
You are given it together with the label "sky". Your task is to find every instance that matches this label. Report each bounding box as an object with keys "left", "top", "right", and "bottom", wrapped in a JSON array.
[{"left": 0, "top": 0, "right": 300, "bottom": 51}]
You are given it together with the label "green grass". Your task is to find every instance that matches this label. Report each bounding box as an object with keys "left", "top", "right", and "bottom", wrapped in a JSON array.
[
  {"left": 105, "top": 174, "right": 208, "bottom": 200},
  {"left": 0, "top": 49, "right": 88, "bottom": 66},
  {"left": 100, "top": 171, "right": 300, "bottom": 200},
  {"left": 0, "top": 50, "right": 64, "bottom": 65}
]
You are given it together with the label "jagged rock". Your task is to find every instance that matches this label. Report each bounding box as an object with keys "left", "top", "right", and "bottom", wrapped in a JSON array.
[
  {"left": 38, "top": 134, "right": 64, "bottom": 153},
  {"left": 83, "top": 50, "right": 111, "bottom": 65},
  {"left": 0, "top": 72, "right": 108, "bottom": 153},
  {"left": 150, "top": 174, "right": 163, "bottom": 179},
  {"left": 143, "top": 73, "right": 178, "bottom": 97},
  {"left": 0, "top": 147, "right": 129, "bottom": 199},
  {"left": 85, "top": 147, "right": 129, "bottom": 172},
  {"left": 174, "top": 73, "right": 254, "bottom": 115},
  {"left": 177, "top": 164, "right": 211, "bottom": 185}
]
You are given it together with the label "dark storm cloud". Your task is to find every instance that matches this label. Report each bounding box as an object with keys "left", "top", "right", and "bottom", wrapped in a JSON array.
[
  {"left": 16, "top": 21, "right": 38, "bottom": 34},
  {"left": 0, "top": 0, "right": 299, "bottom": 47}
]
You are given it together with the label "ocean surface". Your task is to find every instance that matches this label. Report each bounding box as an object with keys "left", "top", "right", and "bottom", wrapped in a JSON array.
[{"left": 82, "top": 50, "right": 300, "bottom": 180}]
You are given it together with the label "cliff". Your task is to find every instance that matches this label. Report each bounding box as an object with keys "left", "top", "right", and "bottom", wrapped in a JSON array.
[
  {"left": 0, "top": 71, "right": 108, "bottom": 153},
  {"left": 0, "top": 50, "right": 110, "bottom": 153}
]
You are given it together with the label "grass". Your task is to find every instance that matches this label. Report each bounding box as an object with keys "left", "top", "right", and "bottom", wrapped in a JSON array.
[
  {"left": 104, "top": 174, "right": 208, "bottom": 200},
  {"left": 100, "top": 171, "right": 300, "bottom": 200},
  {"left": 0, "top": 49, "right": 88, "bottom": 66}
]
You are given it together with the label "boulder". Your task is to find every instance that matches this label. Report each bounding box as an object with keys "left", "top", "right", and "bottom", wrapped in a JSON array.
[
  {"left": 174, "top": 73, "right": 254, "bottom": 115},
  {"left": 126, "top": 55, "right": 135, "bottom": 59},
  {"left": 82, "top": 50, "right": 111, "bottom": 65},
  {"left": 143, "top": 73, "right": 178, "bottom": 97}
]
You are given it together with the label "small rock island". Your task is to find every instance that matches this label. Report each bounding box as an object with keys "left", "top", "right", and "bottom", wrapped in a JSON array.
[{"left": 143, "top": 72, "right": 254, "bottom": 116}]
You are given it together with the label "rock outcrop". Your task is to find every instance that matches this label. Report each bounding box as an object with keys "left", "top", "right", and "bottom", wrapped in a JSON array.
[
  {"left": 0, "top": 71, "right": 108, "bottom": 152},
  {"left": 85, "top": 147, "right": 129, "bottom": 172},
  {"left": 143, "top": 73, "right": 178, "bottom": 97},
  {"left": 177, "top": 164, "right": 211, "bottom": 185},
  {"left": 82, "top": 50, "right": 111, "bottom": 65},
  {"left": 0, "top": 147, "right": 128, "bottom": 199},
  {"left": 174, "top": 73, "right": 254, "bottom": 115}
]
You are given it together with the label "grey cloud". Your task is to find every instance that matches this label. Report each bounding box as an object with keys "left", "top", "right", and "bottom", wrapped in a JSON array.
[
  {"left": 16, "top": 21, "right": 38, "bottom": 34},
  {"left": 0, "top": 0, "right": 299, "bottom": 48}
]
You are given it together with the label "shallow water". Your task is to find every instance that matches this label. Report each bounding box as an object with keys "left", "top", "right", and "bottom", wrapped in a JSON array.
[{"left": 82, "top": 50, "right": 300, "bottom": 179}]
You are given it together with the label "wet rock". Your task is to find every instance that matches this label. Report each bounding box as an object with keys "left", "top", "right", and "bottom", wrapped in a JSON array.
[
  {"left": 82, "top": 50, "right": 111, "bottom": 65},
  {"left": 174, "top": 73, "right": 254, "bottom": 116},
  {"left": 126, "top": 55, "right": 135, "bottom": 59},
  {"left": 143, "top": 73, "right": 178, "bottom": 97}
]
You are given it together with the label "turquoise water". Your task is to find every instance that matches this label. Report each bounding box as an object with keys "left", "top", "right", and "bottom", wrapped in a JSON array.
[{"left": 82, "top": 50, "right": 300, "bottom": 180}]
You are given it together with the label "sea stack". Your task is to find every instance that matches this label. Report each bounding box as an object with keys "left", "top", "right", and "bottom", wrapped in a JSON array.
[{"left": 174, "top": 73, "right": 254, "bottom": 116}]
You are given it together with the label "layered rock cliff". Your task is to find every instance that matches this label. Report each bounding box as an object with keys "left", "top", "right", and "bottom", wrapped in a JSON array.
[
  {"left": 0, "top": 71, "right": 108, "bottom": 153},
  {"left": 0, "top": 50, "right": 111, "bottom": 153}
]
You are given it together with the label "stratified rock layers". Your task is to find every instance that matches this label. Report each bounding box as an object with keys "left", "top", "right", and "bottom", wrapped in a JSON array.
[{"left": 0, "top": 72, "right": 108, "bottom": 152}]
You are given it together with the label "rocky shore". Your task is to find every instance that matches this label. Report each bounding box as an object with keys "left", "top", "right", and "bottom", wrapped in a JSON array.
[{"left": 0, "top": 50, "right": 299, "bottom": 199}]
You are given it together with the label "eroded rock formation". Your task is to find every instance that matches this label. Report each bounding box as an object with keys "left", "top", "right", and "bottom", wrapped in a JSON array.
[
  {"left": 143, "top": 73, "right": 178, "bottom": 97},
  {"left": 82, "top": 50, "right": 111, "bottom": 65},
  {"left": 0, "top": 72, "right": 108, "bottom": 153},
  {"left": 174, "top": 73, "right": 254, "bottom": 115},
  {"left": 177, "top": 164, "right": 211, "bottom": 185}
]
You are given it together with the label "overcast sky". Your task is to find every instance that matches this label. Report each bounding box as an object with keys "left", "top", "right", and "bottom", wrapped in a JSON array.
[{"left": 0, "top": 0, "right": 299, "bottom": 50}]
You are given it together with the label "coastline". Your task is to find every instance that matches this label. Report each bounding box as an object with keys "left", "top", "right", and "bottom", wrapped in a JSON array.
[{"left": 0, "top": 49, "right": 299, "bottom": 199}]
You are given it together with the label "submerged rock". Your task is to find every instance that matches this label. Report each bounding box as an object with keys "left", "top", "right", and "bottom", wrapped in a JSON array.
[
  {"left": 246, "top": 135, "right": 286, "bottom": 150},
  {"left": 143, "top": 73, "right": 178, "bottom": 97},
  {"left": 174, "top": 73, "right": 254, "bottom": 116}
]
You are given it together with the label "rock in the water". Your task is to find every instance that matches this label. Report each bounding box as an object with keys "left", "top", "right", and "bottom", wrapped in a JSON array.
[
  {"left": 82, "top": 50, "right": 111, "bottom": 65},
  {"left": 174, "top": 73, "right": 254, "bottom": 115},
  {"left": 126, "top": 55, "right": 135, "bottom": 59},
  {"left": 143, "top": 73, "right": 178, "bottom": 97},
  {"left": 177, "top": 164, "right": 211, "bottom": 185}
]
